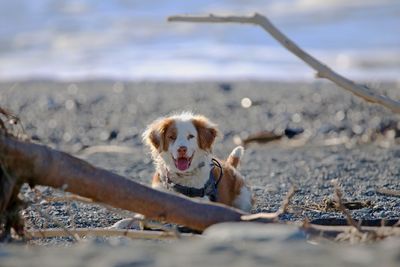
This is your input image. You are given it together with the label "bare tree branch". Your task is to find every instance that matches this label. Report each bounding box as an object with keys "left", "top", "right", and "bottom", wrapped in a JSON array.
[
  {"left": 241, "top": 186, "right": 296, "bottom": 221},
  {"left": 331, "top": 180, "right": 363, "bottom": 232},
  {"left": 168, "top": 13, "right": 400, "bottom": 114}
]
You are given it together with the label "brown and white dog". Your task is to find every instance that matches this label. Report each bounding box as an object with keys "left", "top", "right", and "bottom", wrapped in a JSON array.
[{"left": 142, "top": 112, "right": 253, "bottom": 212}]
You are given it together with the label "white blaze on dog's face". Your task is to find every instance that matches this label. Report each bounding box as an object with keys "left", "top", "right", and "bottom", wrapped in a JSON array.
[
  {"left": 143, "top": 113, "right": 218, "bottom": 173},
  {"left": 168, "top": 119, "right": 197, "bottom": 171}
]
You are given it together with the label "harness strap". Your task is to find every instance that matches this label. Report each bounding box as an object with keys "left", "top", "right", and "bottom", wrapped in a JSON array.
[
  {"left": 167, "top": 158, "right": 223, "bottom": 201},
  {"left": 171, "top": 183, "right": 205, "bottom": 198},
  {"left": 211, "top": 158, "right": 223, "bottom": 186}
]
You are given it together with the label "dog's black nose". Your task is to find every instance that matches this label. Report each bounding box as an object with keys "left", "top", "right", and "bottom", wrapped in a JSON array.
[{"left": 178, "top": 146, "right": 187, "bottom": 155}]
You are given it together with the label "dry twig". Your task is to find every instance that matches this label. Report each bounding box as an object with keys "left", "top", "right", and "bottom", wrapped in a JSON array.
[
  {"left": 168, "top": 13, "right": 400, "bottom": 114},
  {"left": 303, "top": 223, "right": 400, "bottom": 243},
  {"left": 45, "top": 195, "right": 94, "bottom": 204},
  {"left": 331, "top": 180, "right": 363, "bottom": 232},
  {"left": 25, "top": 228, "right": 193, "bottom": 240},
  {"left": 241, "top": 186, "right": 296, "bottom": 221},
  {"left": 297, "top": 197, "right": 372, "bottom": 213},
  {"left": 376, "top": 188, "right": 400, "bottom": 197}
]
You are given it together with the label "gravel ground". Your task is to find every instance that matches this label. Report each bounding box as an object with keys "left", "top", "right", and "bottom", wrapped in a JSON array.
[{"left": 0, "top": 80, "right": 400, "bottom": 265}]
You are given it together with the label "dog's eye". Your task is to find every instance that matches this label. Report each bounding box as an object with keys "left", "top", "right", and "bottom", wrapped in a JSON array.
[
  {"left": 169, "top": 135, "right": 176, "bottom": 141},
  {"left": 187, "top": 134, "right": 195, "bottom": 140}
]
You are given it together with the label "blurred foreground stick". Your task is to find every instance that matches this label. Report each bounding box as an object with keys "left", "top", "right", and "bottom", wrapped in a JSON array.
[
  {"left": 0, "top": 134, "right": 254, "bottom": 233},
  {"left": 168, "top": 13, "right": 400, "bottom": 114}
]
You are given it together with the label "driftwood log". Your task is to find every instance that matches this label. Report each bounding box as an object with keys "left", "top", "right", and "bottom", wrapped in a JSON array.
[{"left": 0, "top": 134, "right": 256, "bottom": 233}]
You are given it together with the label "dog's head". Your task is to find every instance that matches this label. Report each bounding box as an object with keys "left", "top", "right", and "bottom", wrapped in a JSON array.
[{"left": 143, "top": 112, "right": 219, "bottom": 173}]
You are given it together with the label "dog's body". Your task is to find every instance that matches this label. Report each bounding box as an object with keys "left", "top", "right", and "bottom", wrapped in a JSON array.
[{"left": 143, "top": 112, "right": 253, "bottom": 212}]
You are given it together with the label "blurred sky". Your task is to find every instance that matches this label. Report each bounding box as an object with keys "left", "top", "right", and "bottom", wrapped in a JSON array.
[{"left": 0, "top": 0, "right": 399, "bottom": 81}]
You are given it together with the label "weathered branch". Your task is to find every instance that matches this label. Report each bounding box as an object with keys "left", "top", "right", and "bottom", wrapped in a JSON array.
[
  {"left": 332, "top": 180, "right": 363, "bottom": 232},
  {"left": 241, "top": 186, "right": 296, "bottom": 221},
  {"left": 168, "top": 13, "right": 400, "bottom": 114},
  {"left": 0, "top": 134, "right": 269, "bottom": 232}
]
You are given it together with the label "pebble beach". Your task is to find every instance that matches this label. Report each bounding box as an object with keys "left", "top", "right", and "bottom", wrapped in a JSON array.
[{"left": 0, "top": 80, "right": 400, "bottom": 266}]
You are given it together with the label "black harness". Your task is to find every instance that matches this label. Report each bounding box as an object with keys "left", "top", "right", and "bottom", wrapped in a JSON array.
[{"left": 165, "top": 159, "right": 223, "bottom": 202}]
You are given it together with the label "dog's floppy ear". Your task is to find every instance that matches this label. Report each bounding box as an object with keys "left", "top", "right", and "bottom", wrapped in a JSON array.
[
  {"left": 143, "top": 118, "right": 173, "bottom": 152},
  {"left": 192, "top": 116, "right": 219, "bottom": 151}
]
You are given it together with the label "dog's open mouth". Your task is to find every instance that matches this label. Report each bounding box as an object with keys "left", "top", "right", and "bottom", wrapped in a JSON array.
[{"left": 174, "top": 154, "right": 194, "bottom": 171}]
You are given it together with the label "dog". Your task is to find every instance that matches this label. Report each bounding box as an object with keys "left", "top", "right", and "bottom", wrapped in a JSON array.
[{"left": 142, "top": 112, "right": 253, "bottom": 212}]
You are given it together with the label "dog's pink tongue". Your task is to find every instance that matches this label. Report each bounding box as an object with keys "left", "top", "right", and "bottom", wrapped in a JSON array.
[{"left": 176, "top": 158, "right": 189, "bottom": 171}]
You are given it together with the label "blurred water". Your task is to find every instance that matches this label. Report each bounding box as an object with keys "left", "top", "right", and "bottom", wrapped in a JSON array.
[{"left": 0, "top": 0, "right": 399, "bottom": 81}]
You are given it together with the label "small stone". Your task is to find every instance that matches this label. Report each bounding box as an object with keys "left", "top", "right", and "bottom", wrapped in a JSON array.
[
  {"left": 109, "top": 130, "right": 118, "bottom": 140},
  {"left": 233, "top": 135, "right": 242, "bottom": 145},
  {"left": 335, "top": 110, "right": 345, "bottom": 121},
  {"left": 284, "top": 128, "right": 304, "bottom": 138},
  {"left": 218, "top": 83, "right": 232, "bottom": 92},
  {"left": 99, "top": 131, "right": 109, "bottom": 141},
  {"left": 352, "top": 125, "right": 363, "bottom": 135},
  {"left": 112, "top": 81, "right": 125, "bottom": 93},
  {"left": 364, "top": 189, "right": 375, "bottom": 197},
  {"left": 63, "top": 132, "right": 72, "bottom": 142},
  {"left": 67, "top": 84, "right": 79, "bottom": 95},
  {"left": 291, "top": 113, "right": 302, "bottom": 123},
  {"left": 65, "top": 99, "right": 76, "bottom": 111},
  {"left": 241, "top": 98, "right": 252, "bottom": 108}
]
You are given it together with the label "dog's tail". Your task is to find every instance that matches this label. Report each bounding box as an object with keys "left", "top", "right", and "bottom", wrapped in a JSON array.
[{"left": 226, "top": 146, "right": 244, "bottom": 169}]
